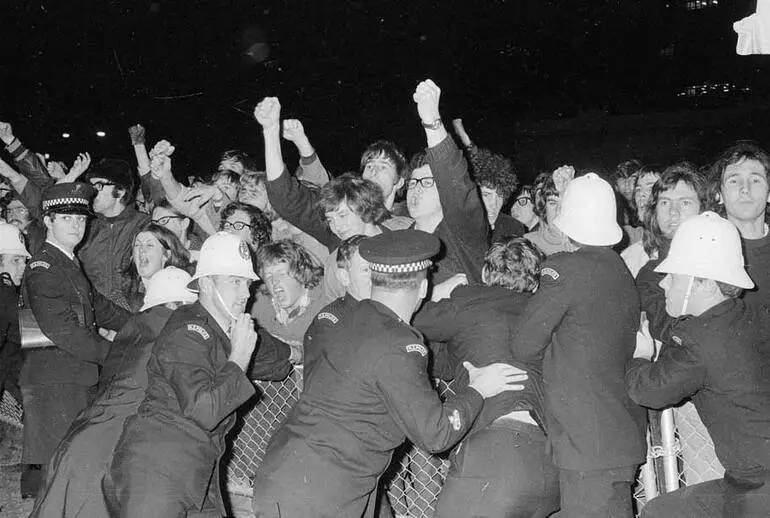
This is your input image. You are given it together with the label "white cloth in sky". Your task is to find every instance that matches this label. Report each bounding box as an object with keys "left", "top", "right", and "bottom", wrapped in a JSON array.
[{"left": 734, "top": 0, "right": 770, "bottom": 55}]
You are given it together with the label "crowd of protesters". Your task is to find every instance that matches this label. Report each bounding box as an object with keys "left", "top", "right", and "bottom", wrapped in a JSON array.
[{"left": 0, "top": 78, "right": 769, "bottom": 518}]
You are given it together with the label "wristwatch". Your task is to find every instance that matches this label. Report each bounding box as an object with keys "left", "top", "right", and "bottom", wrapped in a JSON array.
[{"left": 421, "top": 118, "right": 443, "bottom": 130}]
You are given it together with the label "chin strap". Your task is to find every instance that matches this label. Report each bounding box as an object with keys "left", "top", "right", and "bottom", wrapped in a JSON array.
[
  {"left": 680, "top": 275, "right": 695, "bottom": 316},
  {"left": 212, "top": 282, "right": 238, "bottom": 334}
]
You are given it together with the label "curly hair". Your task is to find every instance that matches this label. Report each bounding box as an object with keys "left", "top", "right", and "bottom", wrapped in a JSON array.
[
  {"left": 641, "top": 162, "right": 709, "bottom": 256},
  {"left": 360, "top": 140, "right": 409, "bottom": 182},
  {"left": 532, "top": 171, "right": 559, "bottom": 220},
  {"left": 317, "top": 173, "right": 389, "bottom": 225},
  {"left": 469, "top": 147, "right": 520, "bottom": 201},
  {"left": 408, "top": 150, "right": 429, "bottom": 173},
  {"left": 220, "top": 202, "right": 272, "bottom": 250},
  {"left": 220, "top": 149, "right": 259, "bottom": 174},
  {"left": 256, "top": 240, "right": 324, "bottom": 290},
  {"left": 612, "top": 159, "right": 644, "bottom": 182},
  {"left": 706, "top": 141, "right": 770, "bottom": 212},
  {"left": 483, "top": 237, "right": 545, "bottom": 292}
]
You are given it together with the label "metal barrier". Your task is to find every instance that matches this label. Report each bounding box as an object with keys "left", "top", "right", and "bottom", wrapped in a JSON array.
[
  {"left": 224, "top": 369, "right": 654, "bottom": 517},
  {"left": 0, "top": 390, "right": 23, "bottom": 428}
]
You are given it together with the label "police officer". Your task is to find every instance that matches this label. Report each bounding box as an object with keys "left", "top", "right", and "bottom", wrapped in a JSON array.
[
  {"left": 105, "top": 232, "right": 294, "bottom": 518},
  {"left": 251, "top": 229, "right": 528, "bottom": 518},
  {"left": 512, "top": 174, "right": 647, "bottom": 517},
  {"left": 627, "top": 213, "right": 770, "bottom": 517},
  {"left": 21, "top": 182, "right": 130, "bottom": 498},
  {"left": 0, "top": 222, "right": 29, "bottom": 407}
]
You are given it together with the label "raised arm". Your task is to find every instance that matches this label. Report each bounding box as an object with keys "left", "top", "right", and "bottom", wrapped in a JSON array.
[
  {"left": 0, "top": 121, "right": 55, "bottom": 189},
  {"left": 255, "top": 98, "right": 338, "bottom": 249},
  {"left": 283, "top": 119, "right": 330, "bottom": 187}
]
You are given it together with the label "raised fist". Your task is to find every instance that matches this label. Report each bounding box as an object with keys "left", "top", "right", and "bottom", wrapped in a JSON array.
[
  {"left": 149, "top": 140, "right": 175, "bottom": 160},
  {"left": 128, "top": 124, "right": 146, "bottom": 146},
  {"left": 254, "top": 97, "right": 281, "bottom": 129},
  {"left": 0, "top": 122, "right": 14, "bottom": 145},
  {"left": 67, "top": 152, "right": 91, "bottom": 180},
  {"left": 413, "top": 80, "right": 442, "bottom": 125},
  {"left": 282, "top": 119, "right": 306, "bottom": 143},
  {"left": 552, "top": 165, "right": 575, "bottom": 195}
]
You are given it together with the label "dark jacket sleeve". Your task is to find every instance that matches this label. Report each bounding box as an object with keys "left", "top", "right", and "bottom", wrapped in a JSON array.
[
  {"left": 426, "top": 136, "right": 490, "bottom": 283},
  {"left": 158, "top": 326, "right": 256, "bottom": 431},
  {"left": 374, "top": 347, "right": 483, "bottom": 454},
  {"left": 93, "top": 290, "right": 131, "bottom": 331},
  {"left": 248, "top": 328, "right": 293, "bottom": 381},
  {"left": 625, "top": 337, "right": 706, "bottom": 410},
  {"left": 0, "top": 284, "right": 22, "bottom": 384},
  {"left": 17, "top": 181, "right": 44, "bottom": 221},
  {"left": 265, "top": 167, "right": 338, "bottom": 250},
  {"left": 26, "top": 266, "right": 111, "bottom": 364},
  {"left": 140, "top": 174, "right": 168, "bottom": 206},
  {"left": 510, "top": 268, "right": 570, "bottom": 364},
  {"left": 412, "top": 299, "right": 461, "bottom": 343},
  {"left": 5, "top": 139, "right": 54, "bottom": 190},
  {"left": 636, "top": 261, "right": 676, "bottom": 341}
]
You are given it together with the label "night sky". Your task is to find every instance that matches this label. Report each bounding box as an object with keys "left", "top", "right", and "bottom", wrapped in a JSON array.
[{"left": 2, "top": 0, "right": 764, "bottom": 179}]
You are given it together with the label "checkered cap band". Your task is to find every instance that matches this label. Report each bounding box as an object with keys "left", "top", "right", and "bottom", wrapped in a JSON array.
[
  {"left": 369, "top": 259, "right": 432, "bottom": 273},
  {"left": 42, "top": 197, "right": 90, "bottom": 210}
]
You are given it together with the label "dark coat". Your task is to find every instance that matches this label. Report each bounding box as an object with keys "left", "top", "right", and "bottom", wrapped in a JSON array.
[
  {"left": 491, "top": 213, "right": 526, "bottom": 243},
  {"left": 106, "top": 302, "right": 291, "bottom": 516},
  {"left": 252, "top": 299, "right": 484, "bottom": 518},
  {"left": 413, "top": 284, "right": 545, "bottom": 432},
  {"left": 627, "top": 298, "right": 770, "bottom": 479},
  {"left": 0, "top": 276, "right": 22, "bottom": 401},
  {"left": 512, "top": 246, "right": 647, "bottom": 471}
]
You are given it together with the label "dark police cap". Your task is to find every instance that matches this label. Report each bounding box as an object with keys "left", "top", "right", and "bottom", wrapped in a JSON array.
[
  {"left": 42, "top": 182, "right": 95, "bottom": 216},
  {"left": 359, "top": 229, "right": 440, "bottom": 273}
]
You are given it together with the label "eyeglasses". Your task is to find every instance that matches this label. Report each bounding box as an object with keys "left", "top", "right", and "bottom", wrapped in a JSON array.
[
  {"left": 91, "top": 181, "right": 116, "bottom": 191},
  {"left": 222, "top": 221, "right": 252, "bottom": 231},
  {"left": 514, "top": 197, "right": 532, "bottom": 206},
  {"left": 152, "top": 215, "right": 186, "bottom": 225},
  {"left": 406, "top": 177, "right": 436, "bottom": 189}
]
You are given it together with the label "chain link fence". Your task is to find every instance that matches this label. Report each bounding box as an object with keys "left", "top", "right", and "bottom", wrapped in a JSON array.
[
  {"left": 0, "top": 390, "right": 23, "bottom": 428},
  {"left": 224, "top": 370, "right": 654, "bottom": 517},
  {"left": 672, "top": 401, "right": 724, "bottom": 485}
]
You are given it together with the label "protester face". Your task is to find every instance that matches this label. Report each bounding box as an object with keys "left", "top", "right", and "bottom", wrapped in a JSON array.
[
  {"left": 152, "top": 206, "right": 188, "bottom": 242},
  {"left": 634, "top": 172, "right": 660, "bottom": 220},
  {"left": 222, "top": 209, "right": 254, "bottom": 248},
  {"left": 656, "top": 181, "right": 701, "bottom": 239},
  {"left": 616, "top": 175, "right": 637, "bottom": 203},
  {"left": 0, "top": 253, "right": 27, "bottom": 286},
  {"left": 660, "top": 273, "right": 694, "bottom": 318},
  {"left": 262, "top": 261, "right": 306, "bottom": 310},
  {"left": 6, "top": 200, "right": 30, "bottom": 230},
  {"left": 215, "top": 177, "right": 239, "bottom": 204},
  {"left": 407, "top": 165, "right": 441, "bottom": 220},
  {"left": 46, "top": 213, "right": 87, "bottom": 249},
  {"left": 362, "top": 156, "right": 402, "bottom": 200},
  {"left": 212, "top": 274, "right": 252, "bottom": 315},
  {"left": 510, "top": 190, "right": 535, "bottom": 224},
  {"left": 343, "top": 250, "right": 371, "bottom": 300},
  {"left": 544, "top": 194, "right": 561, "bottom": 226},
  {"left": 133, "top": 231, "right": 168, "bottom": 280},
  {"left": 325, "top": 202, "right": 368, "bottom": 241},
  {"left": 480, "top": 186, "right": 504, "bottom": 224},
  {"left": 89, "top": 177, "right": 122, "bottom": 215},
  {"left": 720, "top": 158, "right": 770, "bottom": 223}
]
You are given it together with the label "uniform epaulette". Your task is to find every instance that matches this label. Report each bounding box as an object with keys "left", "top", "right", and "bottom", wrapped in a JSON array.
[
  {"left": 29, "top": 260, "right": 51, "bottom": 270},
  {"left": 316, "top": 311, "right": 339, "bottom": 324},
  {"left": 401, "top": 343, "right": 428, "bottom": 358}
]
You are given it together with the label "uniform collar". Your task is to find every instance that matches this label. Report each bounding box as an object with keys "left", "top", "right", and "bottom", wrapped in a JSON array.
[
  {"left": 366, "top": 298, "right": 406, "bottom": 324},
  {"left": 45, "top": 239, "right": 76, "bottom": 261}
]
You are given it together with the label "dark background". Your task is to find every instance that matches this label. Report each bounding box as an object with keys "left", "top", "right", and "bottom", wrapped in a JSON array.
[{"left": 2, "top": 0, "right": 768, "bottom": 183}]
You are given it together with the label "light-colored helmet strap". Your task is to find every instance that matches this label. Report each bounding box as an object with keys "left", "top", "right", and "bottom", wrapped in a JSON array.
[{"left": 680, "top": 275, "right": 695, "bottom": 316}]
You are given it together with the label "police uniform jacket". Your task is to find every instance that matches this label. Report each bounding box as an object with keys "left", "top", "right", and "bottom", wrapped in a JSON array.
[
  {"left": 22, "top": 242, "right": 129, "bottom": 388},
  {"left": 108, "top": 302, "right": 291, "bottom": 515},
  {"left": 413, "top": 285, "right": 545, "bottom": 434},
  {"left": 78, "top": 205, "right": 150, "bottom": 309},
  {"left": 0, "top": 275, "right": 22, "bottom": 398},
  {"left": 512, "top": 246, "right": 647, "bottom": 471},
  {"left": 253, "top": 299, "right": 484, "bottom": 517},
  {"left": 626, "top": 298, "right": 770, "bottom": 480}
]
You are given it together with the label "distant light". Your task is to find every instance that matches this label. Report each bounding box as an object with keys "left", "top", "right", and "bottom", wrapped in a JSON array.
[
  {"left": 44, "top": 153, "right": 50, "bottom": 159},
  {"left": 96, "top": 131, "right": 106, "bottom": 138},
  {"left": 62, "top": 132, "right": 71, "bottom": 139}
]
